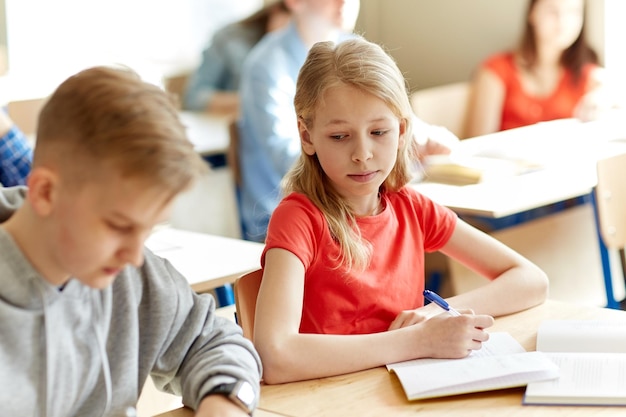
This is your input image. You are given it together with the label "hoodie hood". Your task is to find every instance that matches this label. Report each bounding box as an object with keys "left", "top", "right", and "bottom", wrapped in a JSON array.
[
  {"left": 0, "top": 186, "right": 114, "bottom": 417},
  {"left": 0, "top": 185, "right": 27, "bottom": 222}
]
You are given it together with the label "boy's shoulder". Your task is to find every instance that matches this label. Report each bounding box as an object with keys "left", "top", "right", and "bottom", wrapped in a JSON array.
[{"left": 0, "top": 186, "right": 27, "bottom": 223}]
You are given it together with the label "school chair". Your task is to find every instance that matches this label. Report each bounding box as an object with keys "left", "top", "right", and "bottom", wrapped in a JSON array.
[
  {"left": 162, "top": 71, "right": 192, "bottom": 110},
  {"left": 226, "top": 118, "right": 250, "bottom": 239},
  {"left": 204, "top": 120, "right": 246, "bottom": 307},
  {"left": 7, "top": 97, "right": 47, "bottom": 137},
  {"left": 591, "top": 152, "right": 626, "bottom": 309},
  {"left": 227, "top": 119, "right": 242, "bottom": 189},
  {"left": 233, "top": 268, "right": 263, "bottom": 340},
  {"left": 410, "top": 82, "right": 470, "bottom": 139}
]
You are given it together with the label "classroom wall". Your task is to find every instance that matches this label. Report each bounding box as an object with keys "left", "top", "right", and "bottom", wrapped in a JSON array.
[
  {"left": 0, "top": 0, "right": 6, "bottom": 75},
  {"left": 356, "top": 0, "right": 606, "bottom": 93}
]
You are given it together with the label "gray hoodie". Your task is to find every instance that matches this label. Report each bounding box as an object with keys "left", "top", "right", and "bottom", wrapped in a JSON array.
[{"left": 0, "top": 186, "right": 262, "bottom": 416}]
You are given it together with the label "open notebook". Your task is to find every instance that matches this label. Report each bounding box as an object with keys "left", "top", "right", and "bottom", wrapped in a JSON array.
[{"left": 387, "top": 332, "right": 559, "bottom": 401}]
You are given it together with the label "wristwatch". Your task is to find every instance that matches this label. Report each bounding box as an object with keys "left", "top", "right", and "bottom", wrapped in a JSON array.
[{"left": 207, "top": 380, "right": 255, "bottom": 415}]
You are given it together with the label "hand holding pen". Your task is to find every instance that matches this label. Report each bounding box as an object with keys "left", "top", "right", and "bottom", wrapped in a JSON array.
[{"left": 423, "top": 290, "right": 461, "bottom": 316}]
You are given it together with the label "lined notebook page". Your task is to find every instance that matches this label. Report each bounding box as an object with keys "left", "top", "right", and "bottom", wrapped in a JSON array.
[
  {"left": 387, "top": 332, "right": 526, "bottom": 370},
  {"left": 394, "top": 351, "right": 558, "bottom": 400},
  {"left": 387, "top": 332, "right": 559, "bottom": 401}
]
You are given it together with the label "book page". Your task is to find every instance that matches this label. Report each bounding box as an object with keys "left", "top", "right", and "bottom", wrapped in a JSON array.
[
  {"left": 536, "top": 320, "right": 626, "bottom": 353},
  {"left": 524, "top": 352, "right": 626, "bottom": 405},
  {"left": 387, "top": 332, "right": 526, "bottom": 371},
  {"left": 387, "top": 332, "right": 559, "bottom": 401},
  {"left": 392, "top": 351, "right": 558, "bottom": 401}
]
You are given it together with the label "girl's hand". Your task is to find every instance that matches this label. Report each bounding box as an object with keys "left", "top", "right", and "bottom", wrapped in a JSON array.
[
  {"left": 415, "top": 313, "right": 494, "bottom": 358},
  {"left": 388, "top": 305, "right": 474, "bottom": 330},
  {"left": 388, "top": 308, "right": 431, "bottom": 330},
  {"left": 574, "top": 89, "right": 616, "bottom": 122}
]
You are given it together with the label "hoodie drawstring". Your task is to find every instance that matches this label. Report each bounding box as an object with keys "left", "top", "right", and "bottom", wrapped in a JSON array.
[
  {"left": 92, "top": 290, "right": 113, "bottom": 417},
  {"left": 36, "top": 282, "right": 51, "bottom": 417}
]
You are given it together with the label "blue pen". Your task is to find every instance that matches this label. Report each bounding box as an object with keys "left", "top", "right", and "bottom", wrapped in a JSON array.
[{"left": 423, "top": 289, "right": 461, "bottom": 316}]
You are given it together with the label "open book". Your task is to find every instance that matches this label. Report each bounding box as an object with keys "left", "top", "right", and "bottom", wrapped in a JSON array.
[
  {"left": 387, "top": 332, "right": 559, "bottom": 401},
  {"left": 524, "top": 320, "right": 626, "bottom": 406}
]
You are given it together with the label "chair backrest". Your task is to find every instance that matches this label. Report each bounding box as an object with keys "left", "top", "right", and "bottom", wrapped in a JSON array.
[
  {"left": 7, "top": 97, "right": 47, "bottom": 136},
  {"left": 162, "top": 71, "right": 191, "bottom": 110},
  {"left": 595, "top": 152, "right": 626, "bottom": 249},
  {"left": 227, "top": 120, "right": 241, "bottom": 187},
  {"left": 233, "top": 269, "right": 263, "bottom": 340},
  {"left": 410, "top": 82, "right": 470, "bottom": 139}
]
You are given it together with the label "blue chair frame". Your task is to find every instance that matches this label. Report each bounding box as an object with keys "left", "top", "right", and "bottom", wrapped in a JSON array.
[{"left": 590, "top": 152, "right": 626, "bottom": 310}]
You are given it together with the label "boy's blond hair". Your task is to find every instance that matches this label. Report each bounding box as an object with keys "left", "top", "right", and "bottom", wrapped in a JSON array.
[
  {"left": 35, "top": 66, "right": 206, "bottom": 195},
  {"left": 287, "top": 38, "right": 415, "bottom": 271}
]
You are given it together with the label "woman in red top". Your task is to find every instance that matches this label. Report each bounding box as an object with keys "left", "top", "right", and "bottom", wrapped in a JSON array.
[
  {"left": 464, "top": 0, "right": 607, "bottom": 138},
  {"left": 255, "top": 38, "right": 548, "bottom": 385}
]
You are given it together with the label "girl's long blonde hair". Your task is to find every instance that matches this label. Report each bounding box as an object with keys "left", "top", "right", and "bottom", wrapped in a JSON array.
[{"left": 285, "top": 38, "right": 416, "bottom": 271}]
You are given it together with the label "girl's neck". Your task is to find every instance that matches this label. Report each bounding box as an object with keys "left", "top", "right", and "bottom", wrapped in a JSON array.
[
  {"left": 533, "top": 44, "right": 563, "bottom": 68},
  {"left": 517, "top": 46, "right": 564, "bottom": 97},
  {"left": 354, "top": 193, "right": 382, "bottom": 217}
]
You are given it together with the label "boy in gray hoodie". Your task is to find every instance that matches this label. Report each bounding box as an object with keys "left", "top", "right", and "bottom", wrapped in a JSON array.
[{"left": 0, "top": 66, "right": 261, "bottom": 417}]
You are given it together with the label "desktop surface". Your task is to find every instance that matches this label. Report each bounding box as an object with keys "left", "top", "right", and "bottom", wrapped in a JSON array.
[
  {"left": 145, "top": 227, "right": 264, "bottom": 292},
  {"left": 413, "top": 117, "right": 626, "bottom": 218},
  {"left": 259, "top": 300, "right": 626, "bottom": 417}
]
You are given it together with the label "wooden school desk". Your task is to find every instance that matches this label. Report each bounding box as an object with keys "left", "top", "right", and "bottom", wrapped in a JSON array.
[
  {"left": 153, "top": 407, "right": 285, "bottom": 417},
  {"left": 145, "top": 227, "right": 264, "bottom": 293},
  {"left": 258, "top": 300, "right": 626, "bottom": 417}
]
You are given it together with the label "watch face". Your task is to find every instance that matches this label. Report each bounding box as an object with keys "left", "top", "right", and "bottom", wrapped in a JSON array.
[{"left": 236, "top": 380, "right": 256, "bottom": 409}]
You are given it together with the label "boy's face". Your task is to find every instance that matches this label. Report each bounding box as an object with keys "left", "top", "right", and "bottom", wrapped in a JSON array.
[{"left": 46, "top": 172, "right": 174, "bottom": 289}]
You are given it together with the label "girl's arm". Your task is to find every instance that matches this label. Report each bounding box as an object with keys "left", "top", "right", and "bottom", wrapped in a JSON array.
[
  {"left": 439, "top": 219, "right": 549, "bottom": 316},
  {"left": 463, "top": 67, "right": 506, "bottom": 138},
  {"left": 254, "top": 248, "right": 494, "bottom": 384}
]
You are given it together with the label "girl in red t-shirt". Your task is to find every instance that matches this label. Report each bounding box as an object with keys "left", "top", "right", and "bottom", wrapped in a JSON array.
[
  {"left": 465, "top": 0, "right": 611, "bottom": 138},
  {"left": 255, "top": 38, "right": 548, "bottom": 384}
]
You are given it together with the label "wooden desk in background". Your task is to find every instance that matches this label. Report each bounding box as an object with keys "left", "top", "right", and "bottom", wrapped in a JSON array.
[
  {"left": 258, "top": 300, "right": 626, "bottom": 417},
  {"left": 178, "top": 111, "right": 232, "bottom": 157},
  {"left": 413, "top": 117, "right": 626, "bottom": 306},
  {"left": 413, "top": 117, "right": 626, "bottom": 218},
  {"left": 145, "top": 227, "right": 264, "bottom": 293}
]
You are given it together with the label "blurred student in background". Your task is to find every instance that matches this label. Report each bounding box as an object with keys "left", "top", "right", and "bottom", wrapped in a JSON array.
[
  {"left": 237, "top": 0, "right": 458, "bottom": 242},
  {"left": 0, "top": 109, "right": 32, "bottom": 187},
  {"left": 183, "top": 0, "right": 290, "bottom": 116},
  {"left": 464, "top": 0, "right": 617, "bottom": 138},
  {"left": 236, "top": 0, "right": 361, "bottom": 241}
]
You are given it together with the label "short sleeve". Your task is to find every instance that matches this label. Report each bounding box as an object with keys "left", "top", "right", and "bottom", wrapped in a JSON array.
[{"left": 262, "top": 193, "right": 326, "bottom": 269}]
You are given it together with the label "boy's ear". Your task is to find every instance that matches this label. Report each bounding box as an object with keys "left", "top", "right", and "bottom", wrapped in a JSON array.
[
  {"left": 26, "top": 167, "right": 59, "bottom": 217},
  {"left": 298, "top": 118, "right": 315, "bottom": 156}
]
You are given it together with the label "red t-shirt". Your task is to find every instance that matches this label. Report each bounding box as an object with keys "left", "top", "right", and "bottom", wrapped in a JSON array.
[
  {"left": 262, "top": 187, "right": 457, "bottom": 335},
  {"left": 483, "top": 52, "right": 596, "bottom": 131}
]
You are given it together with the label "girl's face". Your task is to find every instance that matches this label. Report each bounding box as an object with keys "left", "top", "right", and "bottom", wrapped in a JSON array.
[
  {"left": 529, "top": 0, "right": 585, "bottom": 51},
  {"left": 299, "top": 83, "right": 405, "bottom": 212}
]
